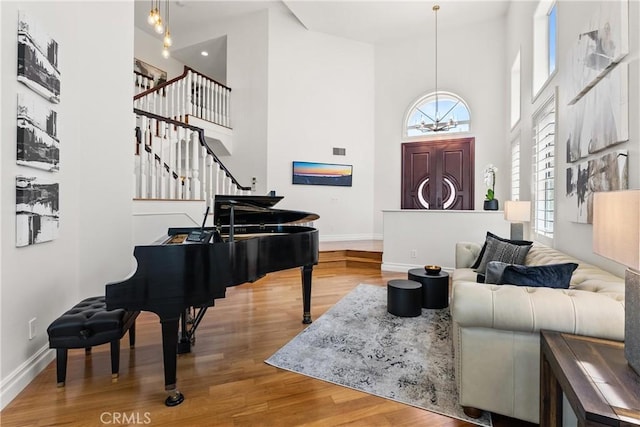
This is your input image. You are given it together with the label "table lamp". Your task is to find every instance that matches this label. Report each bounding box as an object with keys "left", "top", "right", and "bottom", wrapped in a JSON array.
[
  {"left": 504, "top": 200, "right": 531, "bottom": 240},
  {"left": 593, "top": 190, "right": 640, "bottom": 375}
]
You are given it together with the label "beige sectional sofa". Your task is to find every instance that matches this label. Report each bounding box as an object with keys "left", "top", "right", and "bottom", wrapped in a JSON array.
[{"left": 451, "top": 242, "right": 625, "bottom": 423}]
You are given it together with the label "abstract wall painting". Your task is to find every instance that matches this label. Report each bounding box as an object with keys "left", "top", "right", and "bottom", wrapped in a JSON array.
[
  {"left": 16, "top": 176, "right": 60, "bottom": 247},
  {"left": 292, "top": 161, "right": 353, "bottom": 187},
  {"left": 567, "top": 0, "right": 628, "bottom": 105},
  {"left": 565, "top": 63, "right": 628, "bottom": 163},
  {"left": 568, "top": 150, "right": 628, "bottom": 224},
  {"left": 17, "top": 92, "right": 60, "bottom": 171},
  {"left": 17, "top": 10, "right": 60, "bottom": 103}
]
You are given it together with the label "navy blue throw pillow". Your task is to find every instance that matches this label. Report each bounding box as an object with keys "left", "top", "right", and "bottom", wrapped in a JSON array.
[{"left": 499, "top": 263, "right": 579, "bottom": 289}]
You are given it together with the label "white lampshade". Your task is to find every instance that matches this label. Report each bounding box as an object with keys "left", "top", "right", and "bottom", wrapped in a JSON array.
[
  {"left": 504, "top": 200, "right": 531, "bottom": 222},
  {"left": 593, "top": 190, "right": 640, "bottom": 271}
]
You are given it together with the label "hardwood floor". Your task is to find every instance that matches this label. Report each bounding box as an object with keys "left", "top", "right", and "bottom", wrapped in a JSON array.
[{"left": 1, "top": 265, "right": 536, "bottom": 426}]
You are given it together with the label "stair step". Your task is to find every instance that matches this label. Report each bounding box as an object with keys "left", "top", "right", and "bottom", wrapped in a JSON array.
[{"left": 318, "top": 249, "right": 382, "bottom": 270}]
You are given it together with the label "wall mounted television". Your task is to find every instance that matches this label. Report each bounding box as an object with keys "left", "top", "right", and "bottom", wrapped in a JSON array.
[{"left": 292, "top": 161, "right": 353, "bottom": 187}]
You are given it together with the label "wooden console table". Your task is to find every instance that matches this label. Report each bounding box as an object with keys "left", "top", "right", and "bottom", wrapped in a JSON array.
[{"left": 540, "top": 330, "right": 640, "bottom": 426}]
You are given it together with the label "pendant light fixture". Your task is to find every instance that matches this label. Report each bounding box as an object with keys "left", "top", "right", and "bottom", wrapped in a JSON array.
[{"left": 417, "top": 5, "right": 458, "bottom": 133}]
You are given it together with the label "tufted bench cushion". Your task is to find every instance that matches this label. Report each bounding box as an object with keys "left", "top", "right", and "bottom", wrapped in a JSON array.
[{"left": 47, "top": 296, "right": 139, "bottom": 386}]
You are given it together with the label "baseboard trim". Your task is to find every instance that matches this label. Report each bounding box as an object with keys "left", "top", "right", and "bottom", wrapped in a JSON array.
[
  {"left": 381, "top": 262, "right": 454, "bottom": 273},
  {"left": 319, "top": 234, "right": 377, "bottom": 242},
  {"left": 0, "top": 345, "right": 54, "bottom": 410}
]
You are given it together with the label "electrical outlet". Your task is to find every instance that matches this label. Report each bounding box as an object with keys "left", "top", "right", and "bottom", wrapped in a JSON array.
[
  {"left": 410, "top": 249, "right": 417, "bottom": 258},
  {"left": 28, "top": 318, "right": 37, "bottom": 340}
]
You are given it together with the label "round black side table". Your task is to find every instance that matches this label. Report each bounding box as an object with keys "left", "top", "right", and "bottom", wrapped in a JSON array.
[
  {"left": 408, "top": 268, "right": 449, "bottom": 309},
  {"left": 387, "top": 279, "right": 422, "bottom": 317}
]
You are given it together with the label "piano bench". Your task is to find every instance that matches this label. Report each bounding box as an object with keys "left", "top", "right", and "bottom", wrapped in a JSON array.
[{"left": 46, "top": 296, "right": 139, "bottom": 387}]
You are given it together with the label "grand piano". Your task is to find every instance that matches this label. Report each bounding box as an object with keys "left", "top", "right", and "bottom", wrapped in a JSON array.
[{"left": 106, "top": 195, "right": 319, "bottom": 406}]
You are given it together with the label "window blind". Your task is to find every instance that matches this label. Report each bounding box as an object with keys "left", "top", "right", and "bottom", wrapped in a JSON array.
[{"left": 532, "top": 95, "right": 556, "bottom": 239}]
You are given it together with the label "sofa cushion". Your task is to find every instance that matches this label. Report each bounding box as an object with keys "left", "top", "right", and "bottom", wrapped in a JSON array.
[
  {"left": 471, "top": 232, "right": 532, "bottom": 269},
  {"left": 475, "top": 234, "right": 533, "bottom": 275},
  {"left": 499, "top": 263, "right": 578, "bottom": 289}
]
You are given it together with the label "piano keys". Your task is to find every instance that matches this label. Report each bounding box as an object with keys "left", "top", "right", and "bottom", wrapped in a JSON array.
[{"left": 105, "top": 195, "right": 319, "bottom": 406}]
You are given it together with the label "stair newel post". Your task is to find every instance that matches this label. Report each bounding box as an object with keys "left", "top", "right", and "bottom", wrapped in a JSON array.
[
  {"left": 134, "top": 114, "right": 142, "bottom": 198},
  {"left": 198, "top": 145, "right": 207, "bottom": 200},
  {"left": 159, "top": 121, "right": 169, "bottom": 199},
  {"left": 205, "top": 154, "right": 214, "bottom": 204},
  {"left": 190, "top": 131, "right": 200, "bottom": 200},
  {"left": 224, "top": 87, "right": 230, "bottom": 127},
  {"left": 167, "top": 122, "right": 175, "bottom": 198},
  {"left": 150, "top": 118, "right": 160, "bottom": 199},
  {"left": 186, "top": 70, "right": 193, "bottom": 119}
]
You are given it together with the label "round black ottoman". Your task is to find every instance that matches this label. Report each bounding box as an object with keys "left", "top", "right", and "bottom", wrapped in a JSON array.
[{"left": 387, "top": 279, "right": 422, "bottom": 317}]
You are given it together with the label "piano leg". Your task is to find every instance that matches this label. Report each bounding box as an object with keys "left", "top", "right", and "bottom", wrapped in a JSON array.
[
  {"left": 160, "top": 318, "right": 185, "bottom": 406},
  {"left": 301, "top": 264, "right": 313, "bottom": 324}
]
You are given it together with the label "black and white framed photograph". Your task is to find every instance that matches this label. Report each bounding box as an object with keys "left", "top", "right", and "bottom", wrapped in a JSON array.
[
  {"left": 16, "top": 175, "right": 59, "bottom": 247},
  {"left": 17, "top": 92, "right": 59, "bottom": 171},
  {"left": 17, "top": 10, "right": 60, "bottom": 103},
  {"left": 134, "top": 58, "right": 167, "bottom": 87}
]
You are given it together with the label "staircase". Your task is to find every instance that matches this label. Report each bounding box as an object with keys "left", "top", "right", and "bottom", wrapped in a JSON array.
[{"left": 132, "top": 66, "right": 249, "bottom": 208}]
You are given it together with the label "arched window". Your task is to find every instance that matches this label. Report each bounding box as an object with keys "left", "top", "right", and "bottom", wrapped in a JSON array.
[{"left": 404, "top": 92, "right": 471, "bottom": 138}]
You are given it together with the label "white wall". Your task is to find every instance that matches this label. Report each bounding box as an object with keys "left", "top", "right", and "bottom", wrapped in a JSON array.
[
  {"left": 505, "top": 0, "right": 639, "bottom": 275},
  {"left": 382, "top": 210, "right": 510, "bottom": 271},
  {"left": 373, "top": 16, "right": 508, "bottom": 235},
  {"left": 267, "top": 8, "right": 376, "bottom": 240},
  {"left": 1, "top": 1, "right": 134, "bottom": 409}
]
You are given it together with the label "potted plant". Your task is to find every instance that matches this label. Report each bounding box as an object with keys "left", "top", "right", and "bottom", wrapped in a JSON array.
[{"left": 483, "top": 164, "right": 499, "bottom": 210}]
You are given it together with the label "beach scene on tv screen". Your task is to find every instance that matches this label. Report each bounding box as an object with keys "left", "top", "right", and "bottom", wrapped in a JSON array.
[{"left": 292, "top": 161, "right": 353, "bottom": 187}]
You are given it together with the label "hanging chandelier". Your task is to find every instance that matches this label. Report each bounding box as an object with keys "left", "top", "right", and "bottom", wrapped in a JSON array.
[
  {"left": 147, "top": 0, "right": 173, "bottom": 58},
  {"left": 416, "top": 5, "right": 458, "bottom": 133}
]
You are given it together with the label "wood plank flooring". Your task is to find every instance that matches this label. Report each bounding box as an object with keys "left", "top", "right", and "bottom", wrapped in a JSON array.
[{"left": 1, "top": 265, "right": 536, "bottom": 426}]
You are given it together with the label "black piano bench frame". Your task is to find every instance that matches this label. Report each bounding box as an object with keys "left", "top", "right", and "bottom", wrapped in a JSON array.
[{"left": 46, "top": 296, "right": 139, "bottom": 387}]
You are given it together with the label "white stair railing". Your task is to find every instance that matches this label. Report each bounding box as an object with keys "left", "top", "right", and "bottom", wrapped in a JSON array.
[
  {"left": 134, "top": 66, "right": 231, "bottom": 128},
  {"left": 134, "top": 109, "right": 250, "bottom": 204}
]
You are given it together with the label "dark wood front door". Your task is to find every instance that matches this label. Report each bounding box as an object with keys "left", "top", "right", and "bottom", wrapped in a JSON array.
[{"left": 401, "top": 138, "right": 474, "bottom": 210}]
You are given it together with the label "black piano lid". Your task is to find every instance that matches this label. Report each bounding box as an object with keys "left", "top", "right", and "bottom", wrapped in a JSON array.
[{"left": 213, "top": 195, "right": 319, "bottom": 226}]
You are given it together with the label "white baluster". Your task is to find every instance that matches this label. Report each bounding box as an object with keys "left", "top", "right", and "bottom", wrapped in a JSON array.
[
  {"left": 176, "top": 126, "right": 183, "bottom": 199},
  {"left": 190, "top": 131, "right": 200, "bottom": 200},
  {"left": 214, "top": 84, "right": 220, "bottom": 125}
]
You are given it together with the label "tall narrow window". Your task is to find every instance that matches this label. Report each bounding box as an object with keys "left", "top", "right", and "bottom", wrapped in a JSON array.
[
  {"left": 533, "top": 1, "right": 557, "bottom": 97},
  {"left": 511, "top": 137, "right": 520, "bottom": 200},
  {"left": 532, "top": 95, "right": 556, "bottom": 241},
  {"left": 510, "top": 51, "right": 521, "bottom": 128}
]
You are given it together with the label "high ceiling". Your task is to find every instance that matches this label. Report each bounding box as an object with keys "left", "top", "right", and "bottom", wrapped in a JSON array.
[{"left": 134, "top": 0, "right": 510, "bottom": 75}]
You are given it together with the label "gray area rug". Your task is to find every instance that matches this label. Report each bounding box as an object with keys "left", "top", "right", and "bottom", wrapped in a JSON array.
[{"left": 265, "top": 283, "right": 492, "bottom": 426}]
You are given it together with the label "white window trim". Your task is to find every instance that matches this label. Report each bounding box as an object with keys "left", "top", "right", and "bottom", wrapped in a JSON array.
[
  {"left": 532, "top": 0, "right": 557, "bottom": 101},
  {"left": 510, "top": 50, "right": 521, "bottom": 130}
]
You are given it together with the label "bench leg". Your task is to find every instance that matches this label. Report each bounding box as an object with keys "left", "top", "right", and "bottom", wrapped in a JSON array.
[
  {"left": 128, "top": 322, "right": 136, "bottom": 348},
  {"left": 110, "top": 339, "right": 120, "bottom": 381},
  {"left": 56, "top": 348, "right": 68, "bottom": 387}
]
